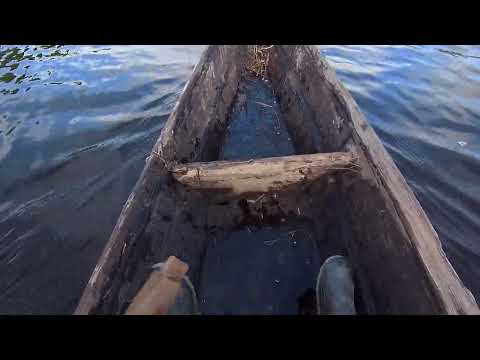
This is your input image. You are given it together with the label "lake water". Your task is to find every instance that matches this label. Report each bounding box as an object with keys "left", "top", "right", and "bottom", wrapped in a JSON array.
[{"left": 0, "top": 45, "right": 479, "bottom": 314}]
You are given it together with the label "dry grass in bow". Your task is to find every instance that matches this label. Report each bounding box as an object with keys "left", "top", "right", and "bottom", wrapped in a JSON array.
[{"left": 247, "top": 45, "right": 274, "bottom": 79}]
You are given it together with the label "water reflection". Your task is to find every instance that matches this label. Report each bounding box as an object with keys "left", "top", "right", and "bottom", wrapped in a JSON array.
[
  {"left": 320, "top": 45, "right": 480, "bottom": 302},
  {"left": 1, "top": 45, "right": 479, "bottom": 313},
  {"left": 0, "top": 45, "right": 71, "bottom": 95},
  {"left": 0, "top": 45, "right": 204, "bottom": 314}
]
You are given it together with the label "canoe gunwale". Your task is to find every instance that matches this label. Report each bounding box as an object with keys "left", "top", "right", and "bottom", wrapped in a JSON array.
[
  {"left": 75, "top": 46, "right": 249, "bottom": 314},
  {"left": 325, "top": 59, "right": 478, "bottom": 314},
  {"left": 267, "top": 45, "right": 479, "bottom": 314},
  {"left": 75, "top": 45, "right": 479, "bottom": 315}
]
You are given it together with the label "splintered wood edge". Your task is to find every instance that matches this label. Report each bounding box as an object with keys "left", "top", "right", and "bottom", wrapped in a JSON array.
[{"left": 170, "top": 152, "right": 358, "bottom": 196}]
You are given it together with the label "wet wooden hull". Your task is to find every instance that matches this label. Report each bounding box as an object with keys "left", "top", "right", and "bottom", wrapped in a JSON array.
[{"left": 75, "top": 46, "right": 479, "bottom": 315}]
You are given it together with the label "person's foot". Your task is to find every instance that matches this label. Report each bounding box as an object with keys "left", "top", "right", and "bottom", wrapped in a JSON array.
[{"left": 316, "top": 255, "right": 356, "bottom": 315}]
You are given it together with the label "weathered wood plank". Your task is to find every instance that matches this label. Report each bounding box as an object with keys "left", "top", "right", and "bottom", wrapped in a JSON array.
[
  {"left": 75, "top": 45, "right": 479, "bottom": 315},
  {"left": 75, "top": 45, "right": 248, "bottom": 314},
  {"left": 268, "top": 45, "right": 479, "bottom": 314},
  {"left": 171, "top": 152, "right": 357, "bottom": 196}
]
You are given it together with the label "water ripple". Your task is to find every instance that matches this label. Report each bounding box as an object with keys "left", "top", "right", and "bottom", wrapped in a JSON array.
[{"left": 1, "top": 45, "right": 480, "bottom": 313}]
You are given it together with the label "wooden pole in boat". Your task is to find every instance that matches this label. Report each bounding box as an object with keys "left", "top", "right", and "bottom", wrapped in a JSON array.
[
  {"left": 125, "top": 256, "right": 189, "bottom": 315},
  {"left": 170, "top": 152, "right": 358, "bottom": 196}
]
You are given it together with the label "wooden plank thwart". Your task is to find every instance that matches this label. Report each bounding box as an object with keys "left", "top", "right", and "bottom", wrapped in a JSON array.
[{"left": 170, "top": 152, "right": 358, "bottom": 196}]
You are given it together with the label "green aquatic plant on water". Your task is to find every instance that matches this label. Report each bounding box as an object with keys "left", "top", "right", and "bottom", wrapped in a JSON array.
[
  {"left": 0, "top": 45, "right": 71, "bottom": 96},
  {"left": 0, "top": 72, "right": 15, "bottom": 83}
]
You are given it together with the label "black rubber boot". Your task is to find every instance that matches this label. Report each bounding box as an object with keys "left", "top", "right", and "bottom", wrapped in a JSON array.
[{"left": 316, "top": 255, "right": 356, "bottom": 315}]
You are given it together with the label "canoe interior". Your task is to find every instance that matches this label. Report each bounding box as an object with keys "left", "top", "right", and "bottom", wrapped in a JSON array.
[
  {"left": 75, "top": 46, "right": 479, "bottom": 315},
  {"left": 199, "top": 75, "right": 361, "bottom": 314}
]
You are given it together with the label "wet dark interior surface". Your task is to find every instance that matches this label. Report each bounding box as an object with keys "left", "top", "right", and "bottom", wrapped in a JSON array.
[
  {"left": 199, "top": 222, "right": 321, "bottom": 314},
  {"left": 198, "top": 77, "right": 323, "bottom": 314},
  {"left": 221, "top": 77, "right": 294, "bottom": 160},
  {"left": 1, "top": 46, "right": 480, "bottom": 314}
]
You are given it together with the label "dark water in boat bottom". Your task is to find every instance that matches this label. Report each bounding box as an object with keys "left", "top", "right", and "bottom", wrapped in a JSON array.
[
  {"left": 200, "top": 222, "right": 322, "bottom": 315},
  {"left": 199, "top": 78, "right": 325, "bottom": 314},
  {"left": 221, "top": 77, "right": 295, "bottom": 161},
  {"left": 1, "top": 45, "right": 480, "bottom": 314}
]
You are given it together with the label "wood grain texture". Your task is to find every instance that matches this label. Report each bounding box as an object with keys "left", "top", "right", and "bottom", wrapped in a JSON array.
[
  {"left": 75, "top": 46, "right": 248, "bottom": 314},
  {"left": 75, "top": 45, "right": 479, "bottom": 315},
  {"left": 125, "top": 256, "right": 189, "bottom": 315},
  {"left": 171, "top": 152, "right": 356, "bottom": 196},
  {"left": 268, "top": 45, "right": 479, "bottom": 314}
]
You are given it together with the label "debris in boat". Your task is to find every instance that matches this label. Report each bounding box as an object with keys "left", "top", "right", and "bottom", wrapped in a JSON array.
[
  {"left": 75, "top": 45, "right": 480, "bottom": 316},
  {"left": 247, "top": 194, "right": 266, "bottom": 205},
  {"left": 252, "top": 100, "right": 281, "bottom": 129},
  {"left": 247, "top": 45, "right": 273, "bottom": 79},
  {"left": 7, "top": 253, "right": 18, "bottom": 265},
  {"left": 272, "top": 108, "right": 281, "bottom": 128},
  {"left": 264, "top": 238, "right": 278, "bottom": 246},
  {"left": 0, "top": 227, "right": 15, "bottom": 242},
  {"left": 254, "top": 101, "right": 273, "bottom": 108}
]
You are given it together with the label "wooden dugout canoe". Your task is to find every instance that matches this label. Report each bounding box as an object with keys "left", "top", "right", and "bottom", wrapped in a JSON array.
[{"left": 75, "top": 45, "right": 479, "bottom": 315}]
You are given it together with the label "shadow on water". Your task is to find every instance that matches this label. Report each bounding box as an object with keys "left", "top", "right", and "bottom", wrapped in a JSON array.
[{"left": 1, "top": 45, "right": 480, "bottom": 313}]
